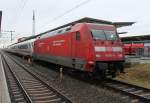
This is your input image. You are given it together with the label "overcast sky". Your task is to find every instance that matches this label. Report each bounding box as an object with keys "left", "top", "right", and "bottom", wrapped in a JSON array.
[{"left": 0, "top": 0, "right": 150, "bottom": 47}]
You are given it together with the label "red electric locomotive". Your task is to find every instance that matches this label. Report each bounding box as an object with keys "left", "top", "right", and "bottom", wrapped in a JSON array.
[{"left": 34, "top": 18, "right": 125, "bottom": 78}]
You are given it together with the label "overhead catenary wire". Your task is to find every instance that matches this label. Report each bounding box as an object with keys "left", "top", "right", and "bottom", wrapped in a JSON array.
[
  {"left": 7, "top": 0, "right": 29, "bottom": 42},
  {"left": 2, "top": 30, "right": 15, "bottom": 41},
  {"left": 11, "top": 0, "right": 29, "bottom": 30},
  {"left": 38, "top": 0, "right": 93, "bottom": 29},
  {"left": 3, "top": 0, "right": 93, "bottom": 42}
]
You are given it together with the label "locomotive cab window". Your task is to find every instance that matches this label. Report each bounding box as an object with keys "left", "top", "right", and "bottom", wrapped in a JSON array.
[
  {"left": 91, "top": 30, "right": 106, "bottom": 40},
  {"left": 76, "top": 31, "right": 81, "bottom": 41},
  {"left": 104, "top": 30, "right": 118, "bottom": 40},
  {"left": 91, "top": 29, "right": 118, "bottom": 41}
]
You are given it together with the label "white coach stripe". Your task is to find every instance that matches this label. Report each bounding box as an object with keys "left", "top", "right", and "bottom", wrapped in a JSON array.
[{"left": 95, "top": 47, "right": 106, "bottom": 52}]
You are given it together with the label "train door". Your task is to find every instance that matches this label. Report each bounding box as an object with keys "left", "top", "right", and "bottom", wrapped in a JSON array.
[
  {"left": 71, "top": 31, "right": 81, "bottom": 57},
  {"left": 71, "top": 31, "right": 85, "bottom": 69},
  {"left": 71, "top": 32, "right": 75, "bottom": 59}
]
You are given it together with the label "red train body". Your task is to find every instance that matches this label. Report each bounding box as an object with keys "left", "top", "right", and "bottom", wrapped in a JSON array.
[
  {"left": 123, "top": 43, "right": 144, "bottom": 55},
  {"left": 34, "top": 23, "right": 124, "bottom": 77},
  {"left": 8, "top": 18, "right": 128, "bottom": 78}
]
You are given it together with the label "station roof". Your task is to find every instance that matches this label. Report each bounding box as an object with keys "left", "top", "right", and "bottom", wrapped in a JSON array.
[
  {"left": 19, "top": 17, "right": 135, "bottom": 43},
  {"left": 40, "top": 17, "right": 135, "bottom": 35},
  {"left": 113, "top": 22, "right": 135, "bottom": 28},
  {"left": 121, "top": 35, "right": 150, "bottom": 43}
]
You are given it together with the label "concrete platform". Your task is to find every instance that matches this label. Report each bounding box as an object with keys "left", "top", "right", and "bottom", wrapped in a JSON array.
[
  {"left": 0, "top": 54, "right": 11, "bottom": 103},
  {"left": 125, "top": 56, "right": 150, "bottom": 64},
  {"left": 140, "top": 57, "right": 150, "bottom": 63}
]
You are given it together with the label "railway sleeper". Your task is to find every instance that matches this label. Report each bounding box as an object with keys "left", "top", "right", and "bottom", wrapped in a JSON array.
[{"left": 32, "top": 95, "right": 58, "bottom": 101}]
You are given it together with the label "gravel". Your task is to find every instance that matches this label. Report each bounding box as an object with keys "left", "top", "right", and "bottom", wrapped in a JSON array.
[{"left": 7, "top": 53, "right": 132, "bottom": 103}]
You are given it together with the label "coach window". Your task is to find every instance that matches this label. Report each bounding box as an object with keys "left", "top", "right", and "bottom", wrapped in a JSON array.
[{"left": 76, "top": 31, "right": 81, "bottom": 41}]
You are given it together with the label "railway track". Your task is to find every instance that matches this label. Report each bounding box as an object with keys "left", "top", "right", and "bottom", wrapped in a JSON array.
[
  {"left": 3, "top": 52, "right": 150, "bottom": 103},
  {"left": 2, "top": 54, "right": 32, "bottom": 103},
  {"left": 1, "top": 52, "right": 73, "bottom": 103},
  {"left": 103, "top": 79, "right": 150, "bottom": 103}
]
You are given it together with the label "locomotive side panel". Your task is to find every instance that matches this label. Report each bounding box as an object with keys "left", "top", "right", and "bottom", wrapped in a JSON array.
[
  {"left": 70, "top": 24, "right": 95, "bottom": 71},
  {"left": 34, "top": 33, "right": 73, "bottom": 68},
  {"left": 34, "top": 24, "right": 94, "bottom": 71}
]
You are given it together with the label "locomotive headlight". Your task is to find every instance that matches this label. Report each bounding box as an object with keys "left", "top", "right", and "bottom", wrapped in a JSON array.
[
  {"left": 95, "top": 47, "right": 106, "bottom": 52},
  {"left": 96, "top": 54, "right": 101, "bottom": 57},
  {"left": 112, "top": 47, "right": 123, "bottom": 52},
  {"left": 118, "top": 54, "right": 123, "bottom": 58}
]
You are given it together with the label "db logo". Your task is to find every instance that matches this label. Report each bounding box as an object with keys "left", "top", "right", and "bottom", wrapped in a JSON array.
[{"left": 106, "top": 47, "right": 112, "bottom": 51}]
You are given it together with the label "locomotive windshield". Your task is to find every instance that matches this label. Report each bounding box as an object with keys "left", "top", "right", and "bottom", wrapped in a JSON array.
[
  {"left": 105, "top": 30, "right": 118, "bottom": 40},
  {"left": 91, "top": 29, "right": 118, "bottom": 40}
]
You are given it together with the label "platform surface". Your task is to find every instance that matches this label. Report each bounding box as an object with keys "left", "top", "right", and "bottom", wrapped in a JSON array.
[
  {"left": 0, "top": 54, "right": 11, "bottom": 103},
  {"left": 125, "top": 56, "right": 150, "bottom": 64}
]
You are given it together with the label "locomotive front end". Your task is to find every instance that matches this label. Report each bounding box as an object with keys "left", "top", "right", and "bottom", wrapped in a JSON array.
[{"left": 89, "top": 24, "right": 125, "bottom": 78}]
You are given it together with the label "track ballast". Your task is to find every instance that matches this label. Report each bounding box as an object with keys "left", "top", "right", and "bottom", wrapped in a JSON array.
[{"left": 1, "top": 52, "right": 73, "bottom": 103}]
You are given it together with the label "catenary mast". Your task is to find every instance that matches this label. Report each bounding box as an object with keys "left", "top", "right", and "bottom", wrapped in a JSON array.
[{"left": 32, "top": 10, "right": 35, "bottom": 35}]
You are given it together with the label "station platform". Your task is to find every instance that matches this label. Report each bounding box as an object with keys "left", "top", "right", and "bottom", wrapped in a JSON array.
[
  {"left": 0, "top": 55, "right": 11, "bottom": 103},
  {"left": 125, "top": 56, "right": 150, "bottom": 64}
]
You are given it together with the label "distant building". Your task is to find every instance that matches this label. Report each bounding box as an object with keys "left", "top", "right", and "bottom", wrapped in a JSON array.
[{"left": 121, "top": 35, "right": 150, "bottom": 57}]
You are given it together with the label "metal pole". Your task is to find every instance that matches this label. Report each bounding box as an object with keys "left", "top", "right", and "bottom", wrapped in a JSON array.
[
  {"left": 59, "top": 67, "right": 63, "bottom": 82},
  {"left": 11, "top": 31, "right": 13, "bottom": 41},
  {"left": 32, "top": 10, "right": 35, "bottom": 35},
  {"left": 0, "top": 11, "right": 2, "bottom": 33}
]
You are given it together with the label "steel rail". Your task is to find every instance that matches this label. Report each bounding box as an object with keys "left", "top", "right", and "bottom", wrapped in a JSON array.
[
  {"left": 3, "top": 52, "right": 73, "bottom": 103},
  {"left": 1, "top": 54, "right": 33, "bottom": 103},
  {"left": 103, "top": 79, "right": 150, "bottom": 103}
]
